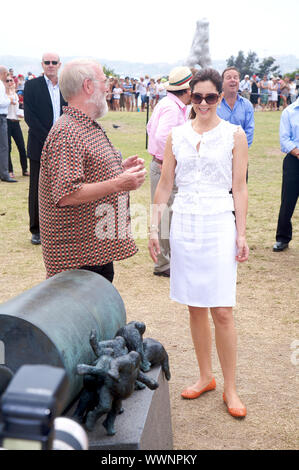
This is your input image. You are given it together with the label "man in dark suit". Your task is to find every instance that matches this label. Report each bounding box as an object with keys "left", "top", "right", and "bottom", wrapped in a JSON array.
[{"left": 24, "top": 52, "right": 67, "bottom": 245}]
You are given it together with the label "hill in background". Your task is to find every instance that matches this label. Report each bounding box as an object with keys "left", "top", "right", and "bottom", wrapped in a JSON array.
[{"left": 1, "top": 54, "right": 298, "bottom": 78}]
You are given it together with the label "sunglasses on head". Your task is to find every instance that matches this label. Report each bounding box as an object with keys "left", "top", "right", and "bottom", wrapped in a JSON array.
[
  {"left": 43, "top": 60, "right": 59, "bottom": 65},
  {"left": 191, "top": 92, "right": 219, "bottom": 105}
]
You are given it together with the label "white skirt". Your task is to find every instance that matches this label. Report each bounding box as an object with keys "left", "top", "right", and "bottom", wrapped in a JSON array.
[{"left": 170, "top": 211, "right": 237, "bottom": 307}]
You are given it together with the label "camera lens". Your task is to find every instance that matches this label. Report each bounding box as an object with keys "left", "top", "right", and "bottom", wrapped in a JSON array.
[{"left": 53, "top": 417, "right": 88, "bottom": 450}]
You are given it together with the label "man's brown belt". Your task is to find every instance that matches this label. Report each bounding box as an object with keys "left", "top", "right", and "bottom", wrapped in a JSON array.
[{"left": 152, "top": 156, "right": 163, "bottom": 165}]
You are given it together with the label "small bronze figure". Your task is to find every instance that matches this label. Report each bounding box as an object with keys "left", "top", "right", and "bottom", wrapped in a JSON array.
[
  {"left": 72, "top": 323, "right": 171, "bottom": 436},
  {"left": 72, "top": 352, "right": 112, "bottom": 426},
  {"left": 90, "top": 331, "right": 128, "bottom": 358},
  {"left": 143, "top": 338, "right": 171, "bottom": 381},
  {"left": 75, "top": 351, "right": 158, "bottom": 435},
  {"left": 89, "top": 330, "right": 145, "bottom": 390},
  {"left": 115, "top": 321, "right": 151, "bottom": 372}
]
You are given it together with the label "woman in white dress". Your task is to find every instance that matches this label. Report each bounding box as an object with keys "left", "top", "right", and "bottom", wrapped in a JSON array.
[{"left": 148, "top": 68, "right": 249, "bottom": 418}]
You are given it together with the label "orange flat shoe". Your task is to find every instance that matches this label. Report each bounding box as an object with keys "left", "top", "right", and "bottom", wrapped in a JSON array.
[
  {"left": 181, "top": 377, "right": 216, "bottom": 399},
  {"left": 223, "top": 393, "right": 247, "bottom": 418}
]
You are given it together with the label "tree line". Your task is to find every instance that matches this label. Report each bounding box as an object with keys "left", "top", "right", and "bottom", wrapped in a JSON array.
[
  {"left": 104, "top": 55, "right": 299, "bottom": 81},
  {"left": 226, "top": 50, "right": 299, "bottom": 78}
]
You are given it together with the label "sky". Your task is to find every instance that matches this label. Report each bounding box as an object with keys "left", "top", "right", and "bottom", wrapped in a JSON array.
[{"left": 1, "top": 0, "right": 299, "bottom": 65}]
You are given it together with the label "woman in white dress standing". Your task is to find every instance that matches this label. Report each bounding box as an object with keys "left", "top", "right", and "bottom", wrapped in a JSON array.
[{"left": 148, "top": 69, "right": 249, "bottom": 418}]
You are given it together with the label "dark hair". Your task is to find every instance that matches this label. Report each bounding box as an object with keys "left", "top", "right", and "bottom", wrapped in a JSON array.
[
  {"left": 190, "top": 68, "right": 222, "bottom": 94},
  {"left": 189, "top": 68, "right": 222, "bottom": 119},
  {"left": 168, "top": 89, "right": 189, "bottom": 97},
  {"left": 221, "top": 66, "right": 240, "bottom": 79}
]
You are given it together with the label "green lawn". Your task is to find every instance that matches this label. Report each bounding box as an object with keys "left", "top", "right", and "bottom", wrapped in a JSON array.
[{"left": 0, "top": 109, "right": 298, "bottom": 297}]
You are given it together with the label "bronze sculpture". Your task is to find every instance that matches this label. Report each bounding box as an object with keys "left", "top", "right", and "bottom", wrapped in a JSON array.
[
  {"left": 74, "top": 351, "right": 158, "bottom": 434},
  {"left": 72, "top": 321, "right": 171, "bottom": 435},
  {"left": 115, "top": 321, "right": 151, "bottom": 372},
  {"left": 89, "top": 331, "right": 146, "bottom": 389}
]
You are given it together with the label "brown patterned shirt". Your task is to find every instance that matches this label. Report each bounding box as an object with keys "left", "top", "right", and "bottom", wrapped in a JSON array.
[{"left": 39, "top": 106, "right": 137, "bottom": 277}]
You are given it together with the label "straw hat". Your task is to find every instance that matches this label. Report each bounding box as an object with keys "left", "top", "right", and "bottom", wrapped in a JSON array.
[{"left": 164, "top": 66, "right": 193, "bottom": 91}]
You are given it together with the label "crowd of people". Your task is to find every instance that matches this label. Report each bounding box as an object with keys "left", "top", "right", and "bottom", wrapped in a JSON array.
[
  {"left": 106, "top": 75, "right": 167, "bottom": 112},
  {"left": 3, "top": 66, "right": 299, "bottom": 125},
  {"left": 106, "top": 72, "right": 299, "bottom": 114},
  {"left": 241, "top": 73, "right": 299, "bottom": 111}
]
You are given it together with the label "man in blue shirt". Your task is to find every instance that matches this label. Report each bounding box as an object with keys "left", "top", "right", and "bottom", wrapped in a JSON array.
[
  {"left": 273, "top": 97, "right": 299, "bottom": 251},
  {"left": 217, "top": 67, "right": 254, "bottom": 148}
]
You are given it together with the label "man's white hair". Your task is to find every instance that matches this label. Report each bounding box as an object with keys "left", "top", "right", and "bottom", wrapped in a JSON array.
[
  {"left": 0, "top": 65, "right": 8, "bottom": 76},
  {"left": 59, "top": 58, "right": 100, "bottom": 101}
]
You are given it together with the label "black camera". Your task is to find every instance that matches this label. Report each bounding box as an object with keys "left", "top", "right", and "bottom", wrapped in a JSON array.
[{"left": 0, "top": 364, "right": 88, "bottom": 450}]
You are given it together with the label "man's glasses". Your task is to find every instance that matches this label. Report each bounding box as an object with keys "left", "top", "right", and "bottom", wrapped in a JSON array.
[
  {"left": 191, "top": 93, "right": 220, "bottom": 105},
  {"left": 43, "top": 61, "right": 59, "bottom": 65},
  {"left": 6, "top": 79, "right": 13, "bottom": 83},
  {"left": 92, "top": 78, "right": 109, "bottom": 87}
]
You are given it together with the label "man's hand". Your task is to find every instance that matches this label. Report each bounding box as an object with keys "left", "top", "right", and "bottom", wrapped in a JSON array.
[
  {"left": 58, "top": 164, "right": 146, "bottom": 207},
  {"left": 122, "top": 155, "right": 145, "bottom": 170},
  {"left": 290, "top": 148, "right": 299, "bottom": 159},
  {"left": 116, "top": 165, "right": 147, "bottom": 191}
]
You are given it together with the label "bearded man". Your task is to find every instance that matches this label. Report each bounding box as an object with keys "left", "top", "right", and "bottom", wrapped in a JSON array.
[{"left": 39, "top": 59, "right": 146, "bottom": 281}]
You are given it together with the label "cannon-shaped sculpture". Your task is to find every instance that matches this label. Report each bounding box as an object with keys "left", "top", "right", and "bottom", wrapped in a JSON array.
[{"left": 0, "top": 270, "right": 126, "bottom": 406}]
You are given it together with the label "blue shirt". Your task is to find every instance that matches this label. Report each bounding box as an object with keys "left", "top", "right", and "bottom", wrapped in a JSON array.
[
  {"left": 217, "top": 94, "right": 254, "bottom": 147},
  {"left": 280, "top": 97, "right": 299, "bottom": 154}
]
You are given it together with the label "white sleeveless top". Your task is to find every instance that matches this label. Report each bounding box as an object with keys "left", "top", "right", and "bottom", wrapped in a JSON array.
[{"left": 171, "top": 119, "right": 241, "bottom": 215}]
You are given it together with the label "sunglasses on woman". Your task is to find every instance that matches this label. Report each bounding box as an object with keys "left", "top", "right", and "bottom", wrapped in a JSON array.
[
  {"left": 191, "top": 93, "right": 220, "bottom": 105},
  {"left": 6, "top": 79, "right": 13, "bottom": 83}
]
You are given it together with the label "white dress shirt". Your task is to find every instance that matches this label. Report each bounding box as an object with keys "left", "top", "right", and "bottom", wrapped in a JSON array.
[
  {"left": 7, "top": 93, "right": 20, "bottom": 120},
  {"left": 0, "top": 80, "right": 11, "bottom": 115},
  {"left": 44, "top": 75, "right": 61, "bottom": 125}
]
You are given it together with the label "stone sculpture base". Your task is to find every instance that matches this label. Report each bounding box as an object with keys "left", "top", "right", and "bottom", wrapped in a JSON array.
[{"left": 73, "top": 366, "right": 173, "bottom": 450}]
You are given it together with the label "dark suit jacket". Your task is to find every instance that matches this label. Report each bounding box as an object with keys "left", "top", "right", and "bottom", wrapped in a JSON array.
[{"left": 24, "top": 76, "right": 67, "bottom": 161}]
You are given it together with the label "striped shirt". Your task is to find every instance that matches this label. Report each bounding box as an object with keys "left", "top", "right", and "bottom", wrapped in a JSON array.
[{"left": 123, "top": 83, "right": 133, "bottom": 96}]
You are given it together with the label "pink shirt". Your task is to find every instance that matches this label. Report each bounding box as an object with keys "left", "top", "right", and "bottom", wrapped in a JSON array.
[{"left": 147, "top": 92, "right": 188, "bottom": 160}]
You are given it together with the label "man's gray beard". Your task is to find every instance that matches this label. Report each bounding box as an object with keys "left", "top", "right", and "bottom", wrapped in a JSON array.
[
  {"left": 98, "top": 99, "right": 108, "bottom": 118},
  {"left": 88, "top": 92, "right": 108, "bottom": 119}
]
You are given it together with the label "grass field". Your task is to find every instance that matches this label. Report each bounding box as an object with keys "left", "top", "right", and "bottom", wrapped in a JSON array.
[{"left": 0, "top": 109, "right": 298, "bottom": 450}]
